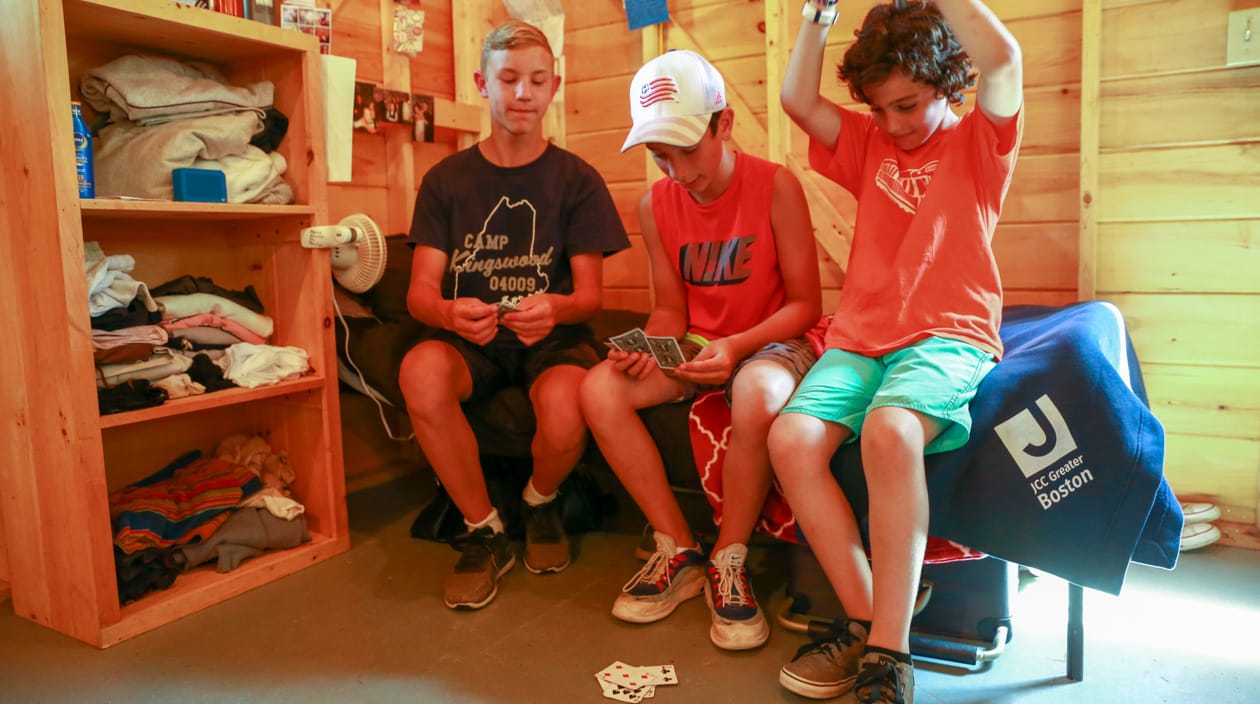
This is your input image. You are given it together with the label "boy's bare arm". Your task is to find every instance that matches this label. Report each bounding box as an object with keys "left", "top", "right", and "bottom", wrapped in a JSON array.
[
  {"left": 781, "top": 16, "right": 844, "bottom": 151},
  {"left": 932, "top": 0, "right": 1023, "bottom": 121},
  {"left": 541, "top": 252, "right": 604, "bottom": 324},
  {"left": 637, "top": 190, "right": 688, "bottom": 338},
  {"left": 406, "top": 245, "right": 498, "bottom": 345}
]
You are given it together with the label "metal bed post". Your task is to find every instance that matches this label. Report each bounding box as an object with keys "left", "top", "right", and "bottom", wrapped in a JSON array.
[{"left": 1067, "top": 582, "right": 1085, "bottom": 681}]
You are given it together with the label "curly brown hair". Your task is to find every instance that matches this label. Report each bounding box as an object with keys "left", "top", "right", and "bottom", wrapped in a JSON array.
[{"left": 839, "top": 1, "right": 976, "bottom": 106}]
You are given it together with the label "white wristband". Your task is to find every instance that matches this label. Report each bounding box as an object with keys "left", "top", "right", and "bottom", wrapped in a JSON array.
[{"left": 801, "top": 1, "right": 839, "bottom": 26}]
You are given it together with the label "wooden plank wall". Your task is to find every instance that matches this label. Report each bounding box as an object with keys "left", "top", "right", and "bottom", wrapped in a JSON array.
[{"left": 1095, "top": 0, "right": 1260, "bottom": 524}]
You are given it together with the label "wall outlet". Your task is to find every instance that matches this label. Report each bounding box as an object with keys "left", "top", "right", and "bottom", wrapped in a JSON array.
[{"left": 1227, "top": 9, "right": 1259, "bottom": 67}]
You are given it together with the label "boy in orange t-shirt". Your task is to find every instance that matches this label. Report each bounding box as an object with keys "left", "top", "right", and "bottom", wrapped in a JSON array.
[{"left": 770, "top": 2, "right": 1023, "bottom": 701}]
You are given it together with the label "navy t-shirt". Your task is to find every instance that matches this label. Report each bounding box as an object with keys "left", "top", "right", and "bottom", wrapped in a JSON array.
[{"left": 409, "top": 144, "right": 630, "bottom": 348}]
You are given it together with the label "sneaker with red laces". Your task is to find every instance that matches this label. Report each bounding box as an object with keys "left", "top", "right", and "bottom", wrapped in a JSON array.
[{"left": 612, "top": 531, "right": 706, "bottom": 623}]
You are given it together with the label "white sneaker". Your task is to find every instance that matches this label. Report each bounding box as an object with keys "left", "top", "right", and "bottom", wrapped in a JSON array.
[
  {"left": 705, "top": 543, "right": 769, "bottom": 650},
  {"left": 612, "top": 532, "right": 706, "bottom": 623},
  {"left": 1180, "top": 522, "right": 1221, "bottom": 551},
  {"left": 1180, "top": 502, "right": 1221, "bottom": 525}
]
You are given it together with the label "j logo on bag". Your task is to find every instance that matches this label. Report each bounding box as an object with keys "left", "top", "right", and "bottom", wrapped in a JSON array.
[{"left": 995, "top": 394, "right": 1079, "bottom": 478}]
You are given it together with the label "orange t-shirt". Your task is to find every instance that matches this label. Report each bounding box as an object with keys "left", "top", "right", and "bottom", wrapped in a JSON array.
[
  {"left": 810, "top": 106, "right": 1022, "bottom": 359},
  {"left": 651, "top": 151, "right": 787, "bottom": 341}
]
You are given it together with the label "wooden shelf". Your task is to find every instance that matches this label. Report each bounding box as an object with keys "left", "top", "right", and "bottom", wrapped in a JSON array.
[
  {"left": 0, "top": 0, "right": 346, "bottom": 648},
  {"left": 102, "top": 532, "right": 349, "bottom": 647},
  {"left": 81, "top": 200, "right": 317, "bottom": 221},
  {"left": 100, "top": 375, "right": 326, "bottom": 429},
  {"left": 62, "top": 0, "right": 317, "bottom": 61}
]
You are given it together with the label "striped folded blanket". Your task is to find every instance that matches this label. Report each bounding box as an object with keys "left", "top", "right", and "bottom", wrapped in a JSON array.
[{"left": 109, "top": 451, "right": 262, "bottom": 555}]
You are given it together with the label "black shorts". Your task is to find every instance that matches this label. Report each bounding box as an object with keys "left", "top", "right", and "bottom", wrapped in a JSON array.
[{"left": 428, "top": 324, "right": 601, "bottom": 403}]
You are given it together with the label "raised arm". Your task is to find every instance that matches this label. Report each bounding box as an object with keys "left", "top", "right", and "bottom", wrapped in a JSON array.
[
  {"left": 933, "top": 0, "right": 1023, "bottom": 122},
  {"left": 781, "top": 14, "right": 845, "bottom": 152}
]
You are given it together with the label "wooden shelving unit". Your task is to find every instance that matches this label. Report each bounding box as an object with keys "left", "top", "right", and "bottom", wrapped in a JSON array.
[{"left": 0, "top": 0, "right": 349, "bottom": 647}]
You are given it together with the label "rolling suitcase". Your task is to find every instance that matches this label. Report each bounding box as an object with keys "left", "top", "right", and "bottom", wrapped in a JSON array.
[{"left": 778, "top": 542, "right": 1017, "bottom": 668}]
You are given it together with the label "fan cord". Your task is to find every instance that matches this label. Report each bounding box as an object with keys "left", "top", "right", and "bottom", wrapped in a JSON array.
[{"left": 331, "top": 292, "right": 415, "bottom": 443}]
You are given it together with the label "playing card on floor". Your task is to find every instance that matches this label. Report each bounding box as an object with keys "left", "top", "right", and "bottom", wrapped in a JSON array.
[
  {"left": 595, "top": 661, "right": 678, "bottom": 701},
  {"left": 597, "top": 678, "right": 652, "bottom": 702}
]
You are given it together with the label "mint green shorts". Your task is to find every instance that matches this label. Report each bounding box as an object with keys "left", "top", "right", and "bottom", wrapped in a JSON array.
[{"left": 781, "top": 336, "right": 997, "bottom": 455}]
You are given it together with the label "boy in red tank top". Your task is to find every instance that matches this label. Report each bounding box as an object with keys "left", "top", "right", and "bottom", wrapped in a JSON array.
[
  {"left": 580, "top": 50, "right": 824, "bottom": 651},
  {"left": 771, "top": 2, "right": 1023, "bottom": 701}
]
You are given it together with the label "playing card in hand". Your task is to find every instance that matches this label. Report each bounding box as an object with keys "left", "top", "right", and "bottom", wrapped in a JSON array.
[
  {"left": 497, "top": 295, "right": 522, "bottom": 316},
  {"left": 607, "top": 328, "right": 652, "bottom": 355},
  {"left": 646, "top": 336, "right": 685, "bottom": 369}
]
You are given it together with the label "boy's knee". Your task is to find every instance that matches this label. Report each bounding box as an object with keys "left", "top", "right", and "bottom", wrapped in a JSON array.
[
  {"left": 731, "top": 360, "right": 797, "bottom": 407},
  {"left": 399, "top": 342, "right": 462, "bottom": 412},
  {"left": 578, "top": 361, "right": 617, "bottom": 415},
  {"left": 861, "top": 407, "right": 924, "bottom": 449},
  {"left": 767, "top": 414, "right": 803, "bottom": 465}
]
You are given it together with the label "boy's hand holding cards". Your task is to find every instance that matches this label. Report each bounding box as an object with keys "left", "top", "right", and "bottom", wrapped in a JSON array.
[
  {"left": 605, "top": 328, "right": 685, "bottom": 370},
  {"left": 496, "top": 295, "right": 523, "bottom": 317}
]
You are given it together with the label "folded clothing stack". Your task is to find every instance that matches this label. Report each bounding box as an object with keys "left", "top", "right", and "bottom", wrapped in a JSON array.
[{"left": 79, "top": 54, "right": 292, "bottom": 204}]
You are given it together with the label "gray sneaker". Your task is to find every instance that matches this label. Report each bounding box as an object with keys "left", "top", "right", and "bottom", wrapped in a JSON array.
[
  {"left": 522, "top": 499, "right": 571, "bottom": 574},
  {"left": 842, "top": 651, "right": 914, "bottom": 704},
  {"left": 443, "top": 526, "right": 515, "bottom": 609},
  {"left": 779, "top": 620, "right": 870, "bottom": 699}
]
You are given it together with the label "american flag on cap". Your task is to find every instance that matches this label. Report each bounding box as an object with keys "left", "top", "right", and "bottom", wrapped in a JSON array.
[{"left": 639, "top": 77, "right": 679, "bottom": 109}]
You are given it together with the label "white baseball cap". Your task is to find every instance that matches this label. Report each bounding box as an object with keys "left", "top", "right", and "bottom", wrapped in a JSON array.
[{"left": 621, "top": 49, "right": 727, "bottom": 153}]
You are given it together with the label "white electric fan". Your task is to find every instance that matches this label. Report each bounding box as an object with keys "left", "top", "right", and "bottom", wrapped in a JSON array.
[{"left": 300, "top": 213, "right": 387, "bottom": 293}]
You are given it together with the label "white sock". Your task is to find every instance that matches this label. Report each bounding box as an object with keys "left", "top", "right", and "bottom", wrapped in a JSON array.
[
  {"left": 522, "top": 478, "right": 557, "bottom": 507},
  {"left": 466, "top": 508, "right": 504, "bottom": 535}
]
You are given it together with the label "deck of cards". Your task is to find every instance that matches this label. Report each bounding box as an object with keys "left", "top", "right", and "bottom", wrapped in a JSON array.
[
  {"left": 497, "top": 295, "right": 523, "bottom": 316},
  {"left": 594, "top": 661, "right": 678, "bottom": 702},
  {"left": 605, "top": 328, "right": 686, "bottom": 369}
]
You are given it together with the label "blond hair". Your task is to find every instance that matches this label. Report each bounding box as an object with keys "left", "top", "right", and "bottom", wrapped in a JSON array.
[{"left": 480, "top": 18, "right": 554, "bottom": 75}]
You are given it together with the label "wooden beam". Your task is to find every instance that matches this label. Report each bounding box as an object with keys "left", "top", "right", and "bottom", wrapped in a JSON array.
[
  {"left": 1078, "top": 0, "right": 1101, "bottom": 300},
  {"left": 765, "top": 0, "right": 791, "bottom": 164},
  {"left": 433, "top": 97, "right": 483, "bottom": 133},
  {"left": 381, "top": 0, "right": 414, "bottom": 237},
  {"left": 546, "top": 54, "right": 567, "bottom": 147},
  {"left": 453, "top": 0, "right": 494, "bottom": 149}
]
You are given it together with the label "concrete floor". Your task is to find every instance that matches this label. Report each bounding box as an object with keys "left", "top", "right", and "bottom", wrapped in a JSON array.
[{"left": 2, "top": 470, "right": 1259, "bottom": 703}]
